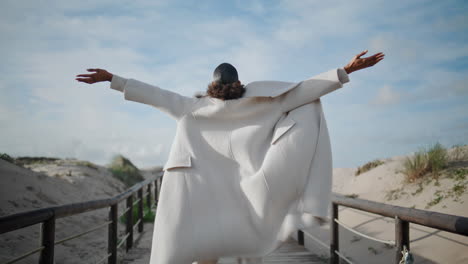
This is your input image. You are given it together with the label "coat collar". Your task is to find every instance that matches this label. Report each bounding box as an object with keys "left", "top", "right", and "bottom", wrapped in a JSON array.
[{"left": 242, "top": 80, "right": 300, "bottom": 98}]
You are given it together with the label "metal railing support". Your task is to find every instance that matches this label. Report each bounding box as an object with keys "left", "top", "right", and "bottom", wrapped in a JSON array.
[
  {"left": 330, "top": 203, "right": 339, "bottom": 264},
  {"left": 39, "top": 216, "right": 55, "bottom": 264},
  {"left": 395, "top": 216, "right": 410, "bottom": 264},
  {"left": 108, "top": 204, "right": 118, "bottom": 264},
  {"left": 126, "top": 195, "right": 134, "bottom": 251}
]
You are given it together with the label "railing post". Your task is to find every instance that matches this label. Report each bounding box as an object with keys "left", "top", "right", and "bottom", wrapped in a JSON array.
[
  {"left": 126, "top": 195, "right": 134, "bottom": 251},
  {"left": 108, "top": 204, "right": 118, "bottom": 264},
  {"left": 147, "top": 183, "right": 152, "bottom": 209},
  {"left": 297, "top": 229, "right": 304, "bottom": 246},
  {"left": 154, "top": 179, "right": 159, "bottom": 205},
  {"left": 39, "top": 215, "right": 55, "bottom": 264},
  {"left": 395, "top": 216, "right": 410, "bottom": 264},
  {"left": 138, "top": 188, "right": 144, "bottom": 232},
  {"left": 330, "top": 203, "right": 339, "bottom": 264}
]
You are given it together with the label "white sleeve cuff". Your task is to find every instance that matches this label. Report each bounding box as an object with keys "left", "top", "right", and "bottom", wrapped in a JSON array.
[
  {"left": 337, "top": 68, "right": 350, "bottom": 84},
  {"left": 110, "top": 74, "right": 127, "bottom": 92}
]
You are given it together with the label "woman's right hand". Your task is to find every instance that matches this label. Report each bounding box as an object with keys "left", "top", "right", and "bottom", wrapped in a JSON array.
[
  {"left": 76, "top": 68, "right": 113, "bottom": 84},
  {"left": 343, "top": 50, "right": 385, "bottom": 74}
]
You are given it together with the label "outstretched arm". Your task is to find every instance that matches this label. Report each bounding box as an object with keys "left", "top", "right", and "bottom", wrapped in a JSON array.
[
  {"left": 76, "top": 68, "right": 198, "bottom": 120},
  {"left": 343, "top": 50, "right": 384, "bottom": 74},
  {"left": 280, "top": 50, "right": 385, "bottom": 112}
]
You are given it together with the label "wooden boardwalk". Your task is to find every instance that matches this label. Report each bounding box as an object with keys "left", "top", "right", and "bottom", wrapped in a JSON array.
[
  {"left": 122, "top": 224, "right": 327, "bottom": 264},
  {"left": 218, "top": 240, "right": 328, "bottom": 264}
]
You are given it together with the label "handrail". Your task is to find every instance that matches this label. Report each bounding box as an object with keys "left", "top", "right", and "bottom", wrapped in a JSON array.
[
  {"left": 0, "top": 208, "right": 54, "bottom": 235},
  {"left": 0, "top": 171, "right": 163, "bottom": 264},
  {"left": 0, "top": 175, "right": 160, "bottom": 234},
  {"left": 333, "top": 194, "right": 468, "bottom": 236},
  {"left": 296, "top": 193, "right": 468, "bottom": 264},
  {"left": 329, "top": 194, "right": 468, "bottom": 264},
  {"left": 5, "top": 173, "right": 466, "bottom": 264}
]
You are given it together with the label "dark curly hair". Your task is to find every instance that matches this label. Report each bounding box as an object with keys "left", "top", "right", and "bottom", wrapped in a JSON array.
[{"left": 196, "top": 80, "right": 246, "bottom": 100}]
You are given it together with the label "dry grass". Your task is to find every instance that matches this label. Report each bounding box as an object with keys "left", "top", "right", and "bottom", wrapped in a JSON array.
[
  {"left": 355, "top": 159, "right": 385, "bottom": 176},
  {"left": 402, "top": 143, "right": 448, "bottom": 182},
  {"left": 450, "top": 144, "right": 468, "bottom": 161},
  {"left": 108, "top": 155, "right": 144, "bottom": 187},
  {"left": 0, "top": 153, "right": 14, "bottom": 163},
  {"left": 74, "top": 160, "right": 99, "bottom": 170}
]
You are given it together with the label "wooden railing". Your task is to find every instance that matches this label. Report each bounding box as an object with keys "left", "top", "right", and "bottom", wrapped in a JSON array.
[
  {"left": 0, "top": 172, "right": 163, "bottom": 264},
  {"left": 297, "top": 194, "right": 468, "bottom": 264},
  {"left": 3, "top": 175, "right": 468, "bottom": 264}
]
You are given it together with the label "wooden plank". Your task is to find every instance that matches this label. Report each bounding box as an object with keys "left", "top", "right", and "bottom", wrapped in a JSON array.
[
  {"left": 123, "top": 224, "right": 327, "bottom": 264},
  {"left": 298, "top": 230, "right": 305, "bottom": 246},
  {"left": 154, "top": 179, "right": 159, "bottom": 204},
  {"left": 126, "top": 195, "right": 134, "bottom": 251},
  {"left": 146, "top": 184, "right": 152, "bottom": 210},
  {"left": 39, "top": 216, "right": 55, "bottom": 264},
  {"left": 122, "top": 224, "right": 153, "bottom": 264},
  {"left": 108, "top": 204, "right": 118, "bottom": 264},
  {"left": 218, "top": 239, "right": 328, "bottom": 264},
  {"left": 330, "top": 203, "right": 339, "bottom": 264},
  {"left": 0, "top": 208, "right": 53, "bottom": 234},
  {"left": 395, "top": 216, "right": 410, "bottom": 264},
  {"left": 138, "top": 189, "right": 144, "bottom": 233}
]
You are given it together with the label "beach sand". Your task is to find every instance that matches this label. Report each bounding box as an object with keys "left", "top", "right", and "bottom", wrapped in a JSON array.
[
  {"left": 0, "top": 158, "right": 149, "bottom": 264},
  {"left": 301, "top": 147, "right": 468, "bottom": 264},
  {"left": 0, "top": 146, "right": 466, "bottom": 263}
]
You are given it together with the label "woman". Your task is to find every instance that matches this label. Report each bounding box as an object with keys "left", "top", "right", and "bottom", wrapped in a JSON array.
[{"left": 76, "top": 50, "right": 384, "bottom": 264}]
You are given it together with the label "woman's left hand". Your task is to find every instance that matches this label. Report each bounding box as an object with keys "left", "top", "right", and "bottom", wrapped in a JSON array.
[
  {"left": 76, "top": 68, "right": 113, "bottom": 84},
  {"left": 344, "top": 50, "right": 385, "bottom": 74}
]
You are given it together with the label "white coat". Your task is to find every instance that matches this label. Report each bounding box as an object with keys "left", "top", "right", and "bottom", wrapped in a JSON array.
[{"left": 110, "top": 68, "right": 350, "bottom": 263}]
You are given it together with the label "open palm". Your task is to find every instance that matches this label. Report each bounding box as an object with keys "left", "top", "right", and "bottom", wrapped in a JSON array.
[{"left": 344, "top": 50, "right": 385, "bottom": 74}]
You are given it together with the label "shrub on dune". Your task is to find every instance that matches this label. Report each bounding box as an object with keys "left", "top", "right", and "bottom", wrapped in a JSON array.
[
  {"left": 108, "top": 155, "right": 144, "bottom": 187},
  {"left": 355, "top": 159, "right": 385, "bottom": 176},
  {"left": 426, "top": 143, "right": 448, "bottom": 175},
  {"left": 403, "top": 143, "right": 448, "bottom": 182}
]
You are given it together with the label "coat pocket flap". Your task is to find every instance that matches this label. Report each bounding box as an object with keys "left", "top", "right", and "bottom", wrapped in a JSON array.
[
  {"left": 163, "top": 153, "right": 192, "bottom": 171},
  {"left": 271, "top": 116, "right": 296, "bottom": 144}
]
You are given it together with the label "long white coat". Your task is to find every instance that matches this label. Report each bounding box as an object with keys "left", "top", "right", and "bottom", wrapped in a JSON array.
[{"left": 110, "top": 68, "right": 349, "bottom": 263}]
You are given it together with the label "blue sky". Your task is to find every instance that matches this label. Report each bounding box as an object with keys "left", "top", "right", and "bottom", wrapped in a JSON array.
[{"left": 0, "top": 0, "right": 467, "bottom": 168}]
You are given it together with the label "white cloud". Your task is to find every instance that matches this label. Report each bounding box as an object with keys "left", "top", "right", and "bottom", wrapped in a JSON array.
[
  {"left": 236, "top": 0, "right": 266, "bottom": 15},
  {"left": 452, "top": 79, "right": 468, "bottom": 95},
  {"left": 0, "top": 13, "right": 176, "bottom": 167},
  {"left": 1, "top": 0, "right": 467, "bottom": 169},
  {"left": 0, "top": 0, "right": 283, "bottom": 168},
  {"left": 371, "top": 85, "right": 400, "bottom": 105}
]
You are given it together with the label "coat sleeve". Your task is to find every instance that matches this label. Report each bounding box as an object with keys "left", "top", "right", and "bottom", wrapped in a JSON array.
[
  {"left": 279, "top": 68, "right": 349, "bottom": 112},
  {"left": 110, "top": 74, "right": 198, "bottom": 120}
]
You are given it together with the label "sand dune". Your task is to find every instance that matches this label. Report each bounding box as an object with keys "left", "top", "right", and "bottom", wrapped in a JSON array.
[
  {"left": 1, "top": 145, "right": 466, "bottom": 263},
  {"left": 0, "top": 158, "right": 145, "bottom": 264},
  {"left": 302, "top": 146, "right": 468, "bottom": 264}
]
